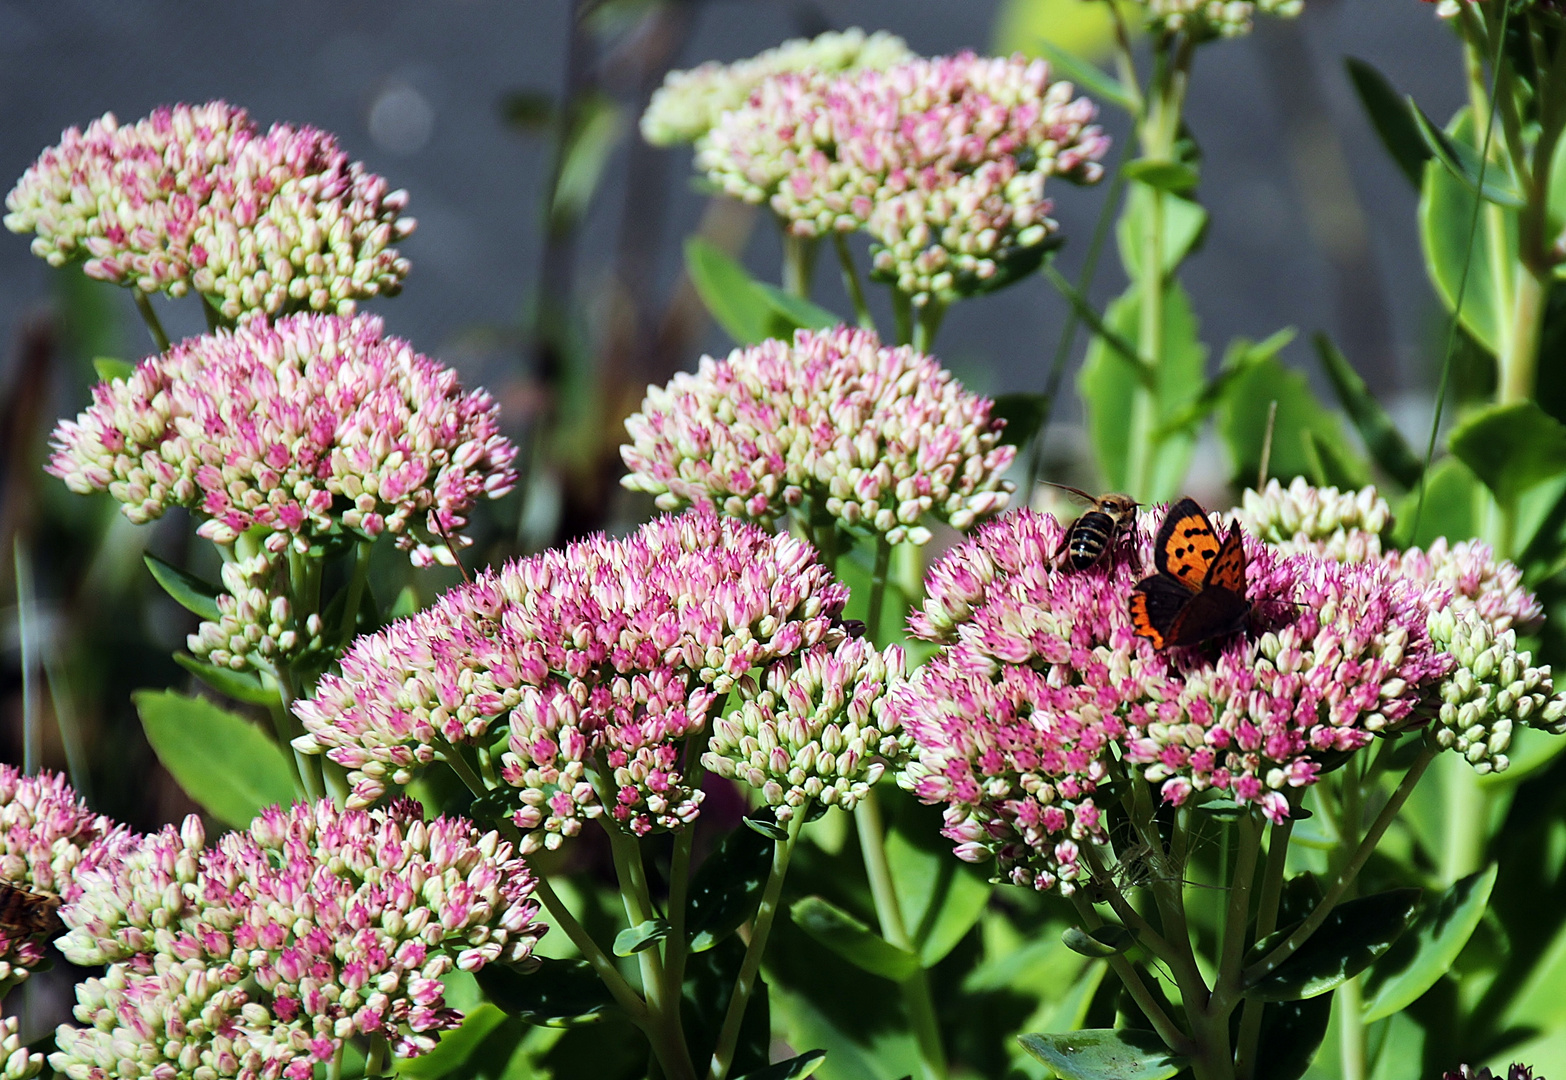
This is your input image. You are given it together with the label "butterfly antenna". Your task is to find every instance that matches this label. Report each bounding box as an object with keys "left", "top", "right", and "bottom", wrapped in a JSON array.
[
  {"left": 432, "top": 516, "right": 474, "bottom": 585},
  {"left": 1413, "top": 1, "right": 1511, "bottom": 541},
  {"left": 1257, "top": 400, "right": 1278, "bottom": 492}
]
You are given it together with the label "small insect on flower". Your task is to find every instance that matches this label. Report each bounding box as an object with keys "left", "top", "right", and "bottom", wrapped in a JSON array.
[
  {"left": 1041, "top": 482, "right": 1139, "bottom": 572},
  {"left": 1129, "top": 498, "right": 1252, "bottom": 649},
  {"left": 0, "top": 881, "right": 62, "bottom": 942}
]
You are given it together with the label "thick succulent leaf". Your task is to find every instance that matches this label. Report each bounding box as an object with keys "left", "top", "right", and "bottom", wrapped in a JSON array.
[
  {"left": 134, "top": 690, "right": 297, "bottom": 826},
  {"left": 1251, "top": 996, "right": 1333, "bottom": 1080},
  {"left": 1061, "top": 926, "right": 1134, "bottom": 959},
  {"left": 1361, "top": 865, "right": 1498, "bottom": 1022},
  {"left": 1314, "top": 332, "right": 1423, "bottom": 488},
  {"left": 1244, "top": 888, "right": 1421, "bottom": 1002},
  {"left": 1017, "top": 1029, "right": 1186, "bottom": 1080},
  {"left": 687, "top": 824, "right": 774, "bottom": 953},
  {"left": 733, "top": 1051, "right": 828, "bottom": 1080},
  {"left": 790, "top": 896, "right": 921, "bottom": 982},
  {"left": 1449, "top": 401, "right": 1566, "bottom": 503},
  {"left": 144, "top": 553, "right": 221, "bottom": 621},
  {"left": 1345, "top": 58, "right": 1431, "bottom": 188},
  {"left": 476, "top": 958, "right": 615, "bottom": 1027}
]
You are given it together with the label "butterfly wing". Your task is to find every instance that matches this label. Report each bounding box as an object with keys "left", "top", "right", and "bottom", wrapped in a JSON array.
[
  {"left": 1165, "top": 524, "right": 1251, "bottom": 646},
  {"left": 1154, "top": 498, "right": 1222, "bottom": 589},
  {"left": 1129, "top": 573, "right": 1198, "bottom": 649}
]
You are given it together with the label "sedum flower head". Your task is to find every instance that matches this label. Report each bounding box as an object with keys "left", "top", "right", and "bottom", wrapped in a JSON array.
[
  {"left": 1134, "top": 0, "right": 1302, "bottom": 39},
  {"left": 642, "top": 28, "right": 913, "bottom": 146},
  {"left": 0, "top": 766, "right": 118, "bottom": 989},
  {"left": 1383, "top": 537, "right": 1543, "bottom": 636},
  {"left": 892, "top": 508, "right": 1454, "bottom": 893},
  {"left": 54, "top": 799, "right": 545, "bottom": 1080},
  {"left": 697, "top": 53, "right": 1108, "bottom": 305},
  {"left": 295, "top": 510, "right": 849, "bottom": 850},
  {"left": 705, "top": 637, "right": 910, "bottom": 821},
  {"left": 48, "top": 313, "right": 515, "bottom": 567},
  {"left": 1238, "top": 477, "right": 1392, "bottom": 562},
  {"left": 621, "top": 326, "right": 1016, "bottom": 544},
  {"left": 6, "top": 102, "right": 413, "bottom": 320}
]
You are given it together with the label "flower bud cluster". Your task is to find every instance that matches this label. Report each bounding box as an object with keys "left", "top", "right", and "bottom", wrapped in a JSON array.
[
  {"left": 186, "top": 549, "right": 324, "bottom": 670},
  {"left": 891, "top": 507, "right": 1453, "bottom": 893},
  {"left": 1134, "top": 0, "right": 1302, "bottom": 39},
  {"left": 53, "top": 800, "right": 546, "bottom": 1080},
  {"left": 0, "top": 767, "right": 118, "bottom": 989},
  {"left": 48, "top": 313, "right": 516, "bottom": 569},
  {"left": 1238, "top": 477, "right": 1391, "bottom": 561},
  {"left": 621, "top": 326, "right": 1015, "bottom": 544},
  {"left": 705, "top": 638, "right": 910, "bottom": 821},
  {"left": 642, "top": 28, "right": 913, "bottom": 146},
  {"left": 696, "top": 53, "right": 1108, "bottom": 305},
  {"left": 295, "top": 510, "right": 849, "bottom": 850},
  {"left": 1384, "top": 537, "right": 1543, "bottom": 635},
  {"left": 0, "top": 1019, "right": 42, "bottom": 1080},
  {"left": 6, "top": 102, "right": 413, "bottom": 319}
]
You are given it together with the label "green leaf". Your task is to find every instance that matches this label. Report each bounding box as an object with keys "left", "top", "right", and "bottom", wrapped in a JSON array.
[
  {"left": 1449, "top": 401, "right": 1566, "bottom": 503},
  {"left": 789, "top": 896, "right": 921, "bottom": 982},
  {"left": 990, "top": 392, "right": 1051, "bottom": 449},
  {"left": 133, "top": 690, "right": 297, "bottom": 827},
  {"left": 1116, "top": 189, "right": 1208, "bottom": 278},
  {"left": 883, "top": 801, "right": 994, "bottom": 967},
  {"left": 754, "top": 282, "right": 841, "bottom": 332},
  {"left": 552, "top": 93, "right": 626, "bottom": 230},
  {"left": 1122, "top": 158, "right": 1198, "bottom": 193},
  {"left": 685, "top": 238, "right": 781, "bottom": 346},
  {"left": 1303, "top": 428, "right": 1372, "bottom": 491},
  {"left": 1410, "top": 100, "right": 1523, "bottom": 208},
  {"left": 1243, "top": 888, "right": 1421, "bottom": 1002},
  {"left": 687, "top": 824, "right": 774, "bottom": 953},
  {"left": 1153, "top": 329, "right": 1293, "bottom": 440},
  {"left": 476, "top": 958, "right": 615, "bottom": 1027},
  {"left": 1393, "top": 457, "right": 1478, "bottom": 549},
  {"left": 388, "top": 585, "right": 421, "bottom": 621},
  {"left": 613, "top": 919, "right": 670, "bottom": 956},
  {"left": 1361, "top": 864, "right": 1498, "bottom": 1022},
  {"left": 1314, "top": 333, "right": 1424, "bottom": 488},
  {"left": 1418, "top": 108, "right": 1518, "bottom": 356},
  {"left": 744, "top": 813, "right": 790, "bottom": 843},
  {"left": 92, "top": 356, "right": 136, "bottom": 382},
  {"left": 1345, "top": 59, "right": 1432, "bottom": 189},
  {"left": 1017, "top": 1029, "right": 1187, "bottom": 1080},
  {"left": 1061, "top": 925, "right": 1134, "bottom": 958},
  {"left": 733, "top": 1050, "right": 828, "bottom": 1080},
  {"left": 144, "top": 553, "right": 221, "bottom": 621},
  {"left": 684, "top": 938, "right": 772, "bottom": 1077},
  {"left": 1004, "top": 33, "right": 1133, "bottom": 110},
  {"left": 1078, "top": 280, "right": 1208, "bottom": 499},
  {"left": 1216, "top": 352, "right": 1352, "bottom": 489},
  {"left": 397, "top": 1004, "right": 509, "bottom": 1079},
  {"left": 1251, "top": 995, "right": 1333, "bottom": 1080},
  {"left": 173, "top": 654, "right": 277, "bottom": 707}
]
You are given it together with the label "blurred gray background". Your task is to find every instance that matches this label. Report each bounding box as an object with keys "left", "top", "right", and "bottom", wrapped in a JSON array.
[{"left": 0, "top": 0, "right": 1463, "bottom": 458}]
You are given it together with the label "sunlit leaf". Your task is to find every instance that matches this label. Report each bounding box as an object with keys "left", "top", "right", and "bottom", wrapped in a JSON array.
[
  {"left": 1061, "top": 925, "right": 1134, "bottom": 958},
  {"left": 1122, "top": 159, "right": 1198, "bottom": 194},
  {"left": 1116, "top": 189, "right": 1207, "bottom": 278},
  {"left": 613, "top": 920, "right": 670, "bottom": 956},
  {"left": 397, "top": 1005, "right": 508, "bottom": 1079},
  {"left": 173, "top": 654, "right": 277, "bottom": 707},
  {"left": 144, "top": 553, "right": 221, "bottom": 621},
  {"left": 1449, "top": 401, "right": 1566, "bottom": 503},
  {"left": 92, "top": 356, "right": 135, "bottom": 382},
  {"left": 733, "top": 1050, "right": 828, "bottom": 1080},
  {"left": 1017, "top": 1029, "right": 1186, "bottom": 1080},
  {"left": 790, "top": 896, "right": 920, "bottom": 982},
  {"left": 134, "top": 690, "right": 296, "bottom": 827},
  {"left": 1361, "top": 865, "right": 1498, "bottom": 1022}
]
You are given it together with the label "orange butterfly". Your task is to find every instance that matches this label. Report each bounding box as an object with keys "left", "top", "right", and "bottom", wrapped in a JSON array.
[{"left": 1128, "top": 498, "right": 1251, "bottom": 650}]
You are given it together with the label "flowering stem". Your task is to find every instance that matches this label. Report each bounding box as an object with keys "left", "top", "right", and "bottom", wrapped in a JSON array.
[
  {"left": 201, "top": 297, "right": 222, "bottom": 334},
  {"left": 834, "top": 233, "right": 877, "bottom": 333},
  {"left": 606, "top": 824, "right": 696, "bottom": 1080},
  {"left": 855, "top": 789, "right": 947, "bottom": 1080},
  {"left": 433, "top": 734, "right": 491, "bottom": 799},
  {"left": 268, "top": 666, "right": 323, "bottom": 801},
  {"left": 867, "top": 538, "right": 892, "bottom": 643},
  {"left": 1213, "top": 814, "right": 1263, "bottom": 1004},
  {"left": 529, "top": 873, "right": 654, "bottom": 1028},
  {"left": 708, "top": 810, "right": 804, "bottom": 1080},
  {"left": 1234, "top": 815, "right": 1296, "bottom": 1080},
  {"left": 912, "top": 301, "right": 946, "bottom": 354},
  {"left": 892, "top": 289, "right": 913, "bottom": 346},
  {"left": 782, "top": 233, "right": 817, "bottom": 298},
  {"left": 337, "top": 539, "right": 374, "bottom": 648},
  {"left": 1240, "top": 743, "right": 1437, "bottom": 989},
  {"left": 327, "top": 1044, "right": 344, "bottom": 1080},
  {"left": 263, "top": 693, "right": 310, "bottom": 799},
  {"left": 1069, "top": 893, "right": 1192, "bottom": 1054},
  {"left": 132, "top": 291, "right": 172, "bottom": 353},
  {"left": 664, "top": 823, "right": 696, "bottom": 998},
  {"left": 364, "top": 1033, "right": 389, "bottom": 1079}
]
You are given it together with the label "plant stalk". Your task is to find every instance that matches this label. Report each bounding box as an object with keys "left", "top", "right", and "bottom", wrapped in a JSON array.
[
  {"left": 834, "top": 233, "right": 877, "bottom": 332},
  {"left": 132, "top": 291, "right": 172, "bottom": 352},
  {"left": 867, "top": 537, "right": 892, "bottom": 643}
]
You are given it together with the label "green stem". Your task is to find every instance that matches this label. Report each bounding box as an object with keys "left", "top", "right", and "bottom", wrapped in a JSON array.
[
  {"left": 1243, "top": 744, "right": 1437, "bottom": 987},
  {"left": 664, "top": 824, "right": 697, "bottom": 1001},
  {"left": 833, "top": 233, "right": 877, "bottom": 332},
  {"left": 867, "top": 538, "right": 892, "bottom": 644},
  {"left": 364, "top": 1034, "right": 388, "bottom": 1079},
  {"left": 708, "top": 811, "right": 805, "bottom": 1080},
  {"left": 1442, "top": 754, "right": 1489, "bottom": 884},
  {"left": 338, "top": 540, "right": 374, "bottom": 647},
  {"left": 911, "top": 301, "right": 946, "bottom": 354},
  {"left": 892, "top": 289, "right": 913, "bottom": 346},
  {"left": 1339, "top": 975, "right": 1367, "bottom": 1080},
  {"left": 531, "top": 872, "right": 652, "bottom": 1026},
  {"left": 856, "top": 790, "right": 947, "bottom": 1080},
  {"left": 604, "top": 822, "right": 696, "bottom": 1080},
  {"left": 782, "top": 232, "right": 817, "bottom": 298},
  {"left": 268, "top": 665, "right": 323, "bottom": 801},
  {"left": 1212, "top": 815, "right": 1263, "bottom": 1010},
  {"left": 1069, "top": 893, "right": 1193, "bottom": 1054},
  {"left": 433, "top": 734, "right": 490, "bottom": 797},
  {"left": 1234, "top": 815, "right": 1296, "bottom": 1080},
  {"left": 263, "top": 691, "right": 308, "bottom": 798},
  {"left": 327, "top": 1044, "right": 344, "bottom": 1080},
  {"left": 201, "top": 296, "right": 223, "bottom": 334},
  {"left": 132, "top": 291, "right": 171, "bottom": 352}
]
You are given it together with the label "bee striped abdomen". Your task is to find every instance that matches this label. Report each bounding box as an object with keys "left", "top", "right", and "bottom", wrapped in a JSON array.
[{"left": 1064, "top": 511, "right": 1118, "bottom": 570}]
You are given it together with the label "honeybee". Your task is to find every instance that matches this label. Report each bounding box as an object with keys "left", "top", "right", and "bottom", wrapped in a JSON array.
[
  {"left": 0, "top": 881, "right": 63, "bottom": 941},
  {"left": 1041, "top": 482, "right": 1138, "bottom": 572}
]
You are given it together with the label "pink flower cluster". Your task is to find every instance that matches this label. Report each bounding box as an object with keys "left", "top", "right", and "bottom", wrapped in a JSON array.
[
  {"left": 48, "top": 313, "right": 515, "bottom": 567},
  {"left": 5, "top": 102, "right": 413, "bottom": 320},
  {"left": 0, "top": 767, "right": 118, "bottom": 990},
  {"left": 697, "top": 53, "right": 1108, "bottom": 305},
  {"left": 621, "top": 327, "right": 1016, "bottom": 545},
  {"left": 892, "top": 508, "right": 1455, "bottom": 893},
  {"left": 295, "top": 510, "right": 849, "bottom": 850},
  {"left": 53, "top": 800, "right": 545, "bottom": 1080}
]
